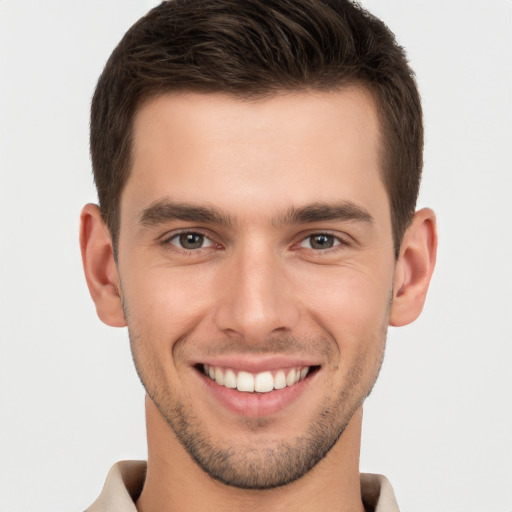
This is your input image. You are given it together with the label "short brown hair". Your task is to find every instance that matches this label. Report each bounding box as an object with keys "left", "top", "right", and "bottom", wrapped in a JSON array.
[{"left": 90, "top": 0, "right": 423, "bottom": 257}]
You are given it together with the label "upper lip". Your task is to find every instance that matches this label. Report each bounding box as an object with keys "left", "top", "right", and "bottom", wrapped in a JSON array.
[{"left": 194, "top": 355, "right": 322, "bottom": 373}]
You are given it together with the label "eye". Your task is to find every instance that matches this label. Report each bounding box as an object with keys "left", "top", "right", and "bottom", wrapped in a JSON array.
[
  {"left": 299, "top": 233, "right": 342, "bottom": 250},
  {"left": 168, "top": 232, "right": 215, "bottom": 250}
]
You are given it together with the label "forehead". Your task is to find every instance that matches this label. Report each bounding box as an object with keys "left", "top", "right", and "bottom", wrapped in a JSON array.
[{"left": 124, "top": 88, "right": 388, "bottom": 227}]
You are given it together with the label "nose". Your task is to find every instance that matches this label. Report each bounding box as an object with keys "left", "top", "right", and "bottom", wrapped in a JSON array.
[{"left": 212, "top": 242, "right": 300, "bottom": 343}]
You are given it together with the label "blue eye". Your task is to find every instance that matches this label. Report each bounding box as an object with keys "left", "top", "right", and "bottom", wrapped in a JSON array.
[
  {"left": 300, "top": 234, "right": 341, "bottom": 250},
  {"left": 169, "top": 232, "right": 214, "bottom": 250}
]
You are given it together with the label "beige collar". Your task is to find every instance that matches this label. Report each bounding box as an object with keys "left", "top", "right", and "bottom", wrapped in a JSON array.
[{"left": 86, "top": 461, "right": 400, "bottom": 512}]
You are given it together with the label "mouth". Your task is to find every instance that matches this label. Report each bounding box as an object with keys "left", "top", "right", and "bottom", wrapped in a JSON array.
[
  {"left": 199, "top": 363, "right": 318, "bottom": 393},
  {"left": 194, "top": 361, "right": 321, "bottom": 417}
]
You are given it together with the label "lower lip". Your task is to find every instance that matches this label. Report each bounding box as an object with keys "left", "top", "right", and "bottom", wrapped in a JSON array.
[{"left": 198, "top": 369, "right": 317, "bottom": 418}]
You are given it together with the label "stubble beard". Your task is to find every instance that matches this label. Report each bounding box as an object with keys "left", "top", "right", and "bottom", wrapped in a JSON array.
[{"left": 128, "top": 328, "right": 387, "bottom": 490}]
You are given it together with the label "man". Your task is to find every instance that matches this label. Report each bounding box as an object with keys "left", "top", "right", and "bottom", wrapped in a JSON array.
[{"left": 80, "top": 0, "right": 437, "bottom": 510}]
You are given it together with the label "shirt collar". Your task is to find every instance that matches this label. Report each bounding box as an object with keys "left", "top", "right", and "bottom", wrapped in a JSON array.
[{"left": 86, "top": 461, "right": 399, "bottom": 512}]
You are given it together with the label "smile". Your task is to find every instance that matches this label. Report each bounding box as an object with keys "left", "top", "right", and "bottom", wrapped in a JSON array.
[
  {"left": 201, "top": 364, "right": 313, "bottom": 393},
  {"left": 196, "top": 360, "right": 321, "bottom": 417}
]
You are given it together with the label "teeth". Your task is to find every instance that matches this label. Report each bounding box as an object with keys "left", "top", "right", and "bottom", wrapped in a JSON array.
[
  {"left": 224, "top": 369, "right": 237, "bottom": 388},
  {"left": 255, "top": 371, "right": 274, "bottom": 393},
  {"left": 237, "top": 371, "right": 254, "bottom": 392},
  {"left": 214, "top": 367, "right": 224, "bottom": 386},
  {"left": 274, "top": 370, "right": 286, "bottom": 390},
  {"left": 286, "top": 368, "right": 296, "bottom": 386},
  {"left": 203, "top": 365, "right": 312, "bottom": 393}
]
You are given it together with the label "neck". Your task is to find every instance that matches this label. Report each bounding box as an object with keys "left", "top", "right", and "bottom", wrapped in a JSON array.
[{"left": 137, "top": 397, "right": 365, "bottom": 512}]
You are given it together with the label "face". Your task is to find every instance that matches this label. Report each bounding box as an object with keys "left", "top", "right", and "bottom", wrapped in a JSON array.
[{"left": 117, "top": 88, "right": 396, "bottom": 488}]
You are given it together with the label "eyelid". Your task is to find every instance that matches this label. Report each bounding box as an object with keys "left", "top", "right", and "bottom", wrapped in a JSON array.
[
  {"left": 299, "top": 235, "right": 339, "bottom": 249},
  {"left": 294, "top": 231, "right": 353, "bottom": 251},
  {"left": 159, "top": 229, "right": 219, "bottom": 250},
  {"left": 172, "top": 233, "right": 214, "bottom": 248}
]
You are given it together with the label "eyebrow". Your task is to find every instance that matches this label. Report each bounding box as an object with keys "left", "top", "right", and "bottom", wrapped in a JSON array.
[
  {"left": 139, "top": 200, "right": 234, "bottom": 227},
  {"left": 138, "top": 199, "right": 373, "bottom": 228},
  {"left": 275, "top": 202, "right": 374, "bottom": 226}
]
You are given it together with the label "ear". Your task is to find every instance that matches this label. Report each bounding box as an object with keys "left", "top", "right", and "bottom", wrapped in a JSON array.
[
  {"left": 79, "top": 204, "right": 126, "bottom": 327},
  {"left": 389, "top": 208, "right": 438, "bottom": 327}
]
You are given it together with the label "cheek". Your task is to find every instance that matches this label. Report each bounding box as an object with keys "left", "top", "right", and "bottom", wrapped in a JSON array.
[
  {"left": 301, "top": 269, "right": 391, "bottom": 401},
  {"left": 295, "top": 264, "right": 393, "bottom": 350},
  {"left": 121, "top": 263, "right": 216, "bottom": 343},
  {"left": 122, "top": 267, "right": 217, "bottom": 400}
]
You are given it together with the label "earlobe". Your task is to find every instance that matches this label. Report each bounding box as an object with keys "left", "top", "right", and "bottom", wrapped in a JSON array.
[
  {"left": 79, "top": 204, "right": 126, "bottom": 327},
  {"left": 389, "top": 208, "right": 438, "bottom": 327}
]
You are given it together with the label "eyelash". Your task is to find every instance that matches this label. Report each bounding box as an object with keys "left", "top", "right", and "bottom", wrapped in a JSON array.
[
  {"left": 297, "top": 233, "right": 348, "bottom": 251},
  {"left": 161, "top": 230, "right": 218, "bottom": 252},
  {"left": 160, "top": 230, "right": 350, "bottom": 254}
]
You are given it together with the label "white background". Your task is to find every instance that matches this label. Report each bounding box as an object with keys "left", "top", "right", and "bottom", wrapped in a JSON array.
[{"left": 1, "top": 1, "right": 511, "bottom": 511}]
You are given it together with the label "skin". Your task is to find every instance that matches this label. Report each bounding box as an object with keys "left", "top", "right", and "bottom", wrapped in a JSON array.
[{"left": 81, "top": 87, "right": 437, "bottom": 512}]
